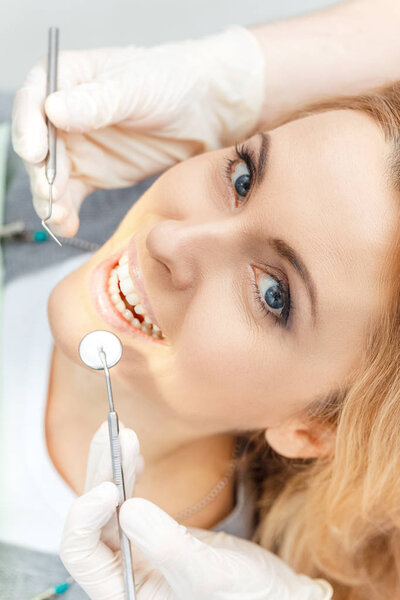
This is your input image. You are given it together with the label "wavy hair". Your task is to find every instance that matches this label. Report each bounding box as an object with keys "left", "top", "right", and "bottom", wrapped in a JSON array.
[{"left": 248, "top": 83, "right": 400, "bottom": 600}]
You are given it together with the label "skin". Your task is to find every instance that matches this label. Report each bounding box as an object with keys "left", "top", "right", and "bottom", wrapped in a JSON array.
[{"left": 45, "top": 109, "right": 397, "bottom": 527}]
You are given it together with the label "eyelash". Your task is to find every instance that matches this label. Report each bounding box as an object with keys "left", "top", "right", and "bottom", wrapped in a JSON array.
[
  {"left": 223, "top": 142, "right": 256, "bottom": 202},
  {"left": 224, "top": 143, "right": 294, "bottom": 328}
]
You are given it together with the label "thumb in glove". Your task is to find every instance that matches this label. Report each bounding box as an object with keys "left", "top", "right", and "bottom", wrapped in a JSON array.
[
  {"left": 119, "top": 498, "right": 334, "bottom": 600},
  {"left": 84, "top": 420, "right": 144, "bottom": 551}
]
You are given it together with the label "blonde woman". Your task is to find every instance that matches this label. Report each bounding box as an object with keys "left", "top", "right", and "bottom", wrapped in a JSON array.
[
  {"left": 48, "top": 81, "right": 400, "bottom": 599},
  {"left": 7, "top": 1, "right": 400, "bottom": 599}
]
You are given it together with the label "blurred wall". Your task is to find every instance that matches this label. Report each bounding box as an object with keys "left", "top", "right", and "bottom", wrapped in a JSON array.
[{"left": 1, "top": 0, "right": 339, "bottom": 92}]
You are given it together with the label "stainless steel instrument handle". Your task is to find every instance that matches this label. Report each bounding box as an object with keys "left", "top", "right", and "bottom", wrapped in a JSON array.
[
  {"left": 108, "top": 411, "right": 137, "bottom": 600},
  {"left": 45, "top": 26, "right": 58, "bottom": 185}
]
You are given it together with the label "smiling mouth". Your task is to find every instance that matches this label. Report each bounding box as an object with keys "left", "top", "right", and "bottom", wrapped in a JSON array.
[{"left": 107, "top": 250, "right": 165, "bottom": 340}]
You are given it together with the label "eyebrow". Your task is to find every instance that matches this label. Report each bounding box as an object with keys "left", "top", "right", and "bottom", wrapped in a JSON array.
[
  {"left": 256, "top": 131, "right": 270, "bottom": 185},
  {"left": 254, "top": 132, "right": 319, "bottom": 327}
]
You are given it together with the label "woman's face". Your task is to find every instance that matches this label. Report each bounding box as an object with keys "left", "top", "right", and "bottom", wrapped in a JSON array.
[{"left": 49, "top": 109, "right": 397, "bottom": 433}]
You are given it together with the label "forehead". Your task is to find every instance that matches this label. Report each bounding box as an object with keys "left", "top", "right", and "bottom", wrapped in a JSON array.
[{"left": 261, "top": 109, "right": 397, "bottom": 326}]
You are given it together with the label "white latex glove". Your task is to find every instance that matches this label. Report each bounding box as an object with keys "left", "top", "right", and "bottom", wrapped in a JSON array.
[
  {"left": 11, "top": 26, "right": 265, "bottom": 237},
  {"left": 60, "top": 425, "right": 333, "bottom": 600},
  {"left": 81, "top": 420, "right": 144, "bottom": 552}
]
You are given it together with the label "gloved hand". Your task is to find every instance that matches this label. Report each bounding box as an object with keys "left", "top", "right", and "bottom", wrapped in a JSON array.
[
  {"left": 60, "top": 424, "right": 333, "bottom": 600},
  {"left": 11, "top": 26, "right": 265, "bottom": 237},
  {"left": 80, "top": 420, "right": 144, "bottom": 552}
]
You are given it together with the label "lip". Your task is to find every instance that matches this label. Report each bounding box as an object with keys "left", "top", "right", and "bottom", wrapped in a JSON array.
[
  {"left": 127, "top": 235, "right": 161, "bottom": 329},
  {"left": 90, "top": 249, "right": 167, "bottom": 345}
]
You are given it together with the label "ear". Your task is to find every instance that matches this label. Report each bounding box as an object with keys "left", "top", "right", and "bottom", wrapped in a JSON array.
[{"left": 265, "top": 417, "right": 335, "bottom": 459}]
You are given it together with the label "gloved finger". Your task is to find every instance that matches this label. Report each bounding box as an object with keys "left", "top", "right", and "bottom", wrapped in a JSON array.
[
  {"left": 60, "top": 481, "right": 126, "bottom": 598},
  {"left": 30, "top": 175, "right": 89, "bottom": 238},
  {"left": 11, "top": 58, "right": 48, "bottom": 164},
  {"left": 121, "top": 500, "right": 334, "bottom": 600},
  {"left": 84, "top": 421, "right": 142, "bottom": 498},
  {"left": 26, "top": 134, "right": 80, "bottom": 236},
  {"left": 120, "top": 498, "right": 221, "bottom": 597},
  {"left": 46, "top": 79, "right": 121, "bottom": 133},
  {"left": 84, "top": 421, "right": 111, "bottom": 493},
  {"left": 84, "top": 421, "right": 143, "bottom": 553},
  {"left": 43, "top": 46, "right": 133, "bottom": 134},
  {"left": 26, "top": 136, "right": 71, "bottom": 213},
  {"left": 45, "top": 177, "right": 91, "bottom": 238},
  {"left": 11, "top": 49, "right": 101, "bottom": 163},
  {"left": 31, "top": 195, "right": 70, "bottom": 228}
]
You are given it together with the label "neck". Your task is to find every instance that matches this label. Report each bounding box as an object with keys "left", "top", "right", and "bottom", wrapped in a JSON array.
[{"left": 46, "top": 344, "right": 236, "bottom": 527}]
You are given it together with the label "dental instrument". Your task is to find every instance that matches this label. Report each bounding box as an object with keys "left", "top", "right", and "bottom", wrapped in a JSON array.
[
  {"left": 79, "top": 330, "right": 137, "bottom": 600},
  {"left": 43, "top": 26, "right": 62, "bottom": 247},
  {"left": 0, "top": 219, "right": 100, "bottom": 250}
]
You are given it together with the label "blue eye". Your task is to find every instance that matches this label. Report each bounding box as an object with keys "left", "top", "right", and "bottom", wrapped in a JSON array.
[
  {"left": 231, "top": 162, "right": 251, "bottom": 199},
  {"left": 252, "top": 269, "right": 291, "bottom": 327},
  {"left": 224, "top": 143, "right": 255, "bottom": 206},
  {"left": 259, "top": 273, "right": 287, "bottom": 318}
]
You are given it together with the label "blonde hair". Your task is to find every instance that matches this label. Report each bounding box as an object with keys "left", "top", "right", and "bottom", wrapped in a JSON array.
[{"left": 249, "top": 83, "right": 400, "bottom": 600}]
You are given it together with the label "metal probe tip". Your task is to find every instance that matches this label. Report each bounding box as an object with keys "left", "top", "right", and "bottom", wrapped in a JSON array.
[{"left": 42, "top": 184, "right": 62, "bottom": 246}]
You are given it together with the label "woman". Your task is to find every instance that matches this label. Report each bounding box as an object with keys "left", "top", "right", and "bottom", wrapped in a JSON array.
[
  {"left": 7, "top": 1, "right": 400, "bottom": 598},
  {"left": 55, "top": 82, "right": 400, "bottom": 600}
]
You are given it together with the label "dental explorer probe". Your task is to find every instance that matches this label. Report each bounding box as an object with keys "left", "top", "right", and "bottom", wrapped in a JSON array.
[
  {"left": 43, "top": 26, "right": 62, "bottom": 247},
  {"left": 79, "top": 330, "right": 137, "bottom": 600}
]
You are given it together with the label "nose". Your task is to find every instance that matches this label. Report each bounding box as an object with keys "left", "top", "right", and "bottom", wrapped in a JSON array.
[{"left": 145, "top": 219, "right": 230, "bottom": 290}]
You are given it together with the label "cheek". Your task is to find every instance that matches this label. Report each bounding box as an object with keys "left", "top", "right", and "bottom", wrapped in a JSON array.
[{"left": 170, "top": 287, "right": 306, "bottom": 430}]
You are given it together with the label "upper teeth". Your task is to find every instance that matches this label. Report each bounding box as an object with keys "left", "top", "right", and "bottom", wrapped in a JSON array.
[{"left": 108, "top": 250, "right": 165, "bottom": 339}]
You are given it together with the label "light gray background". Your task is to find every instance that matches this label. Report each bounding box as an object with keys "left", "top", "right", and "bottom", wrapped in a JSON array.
[{"left": 1, "top": 0, "right": 339, "bottom": 92}]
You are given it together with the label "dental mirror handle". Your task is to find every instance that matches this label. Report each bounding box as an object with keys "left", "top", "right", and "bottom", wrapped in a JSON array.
[
  {"left": 79, "top": 331, "right": 136, "bottom": 598},
  {"left": 108, "top": 411, "right": 137, "bottom": 600}
]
